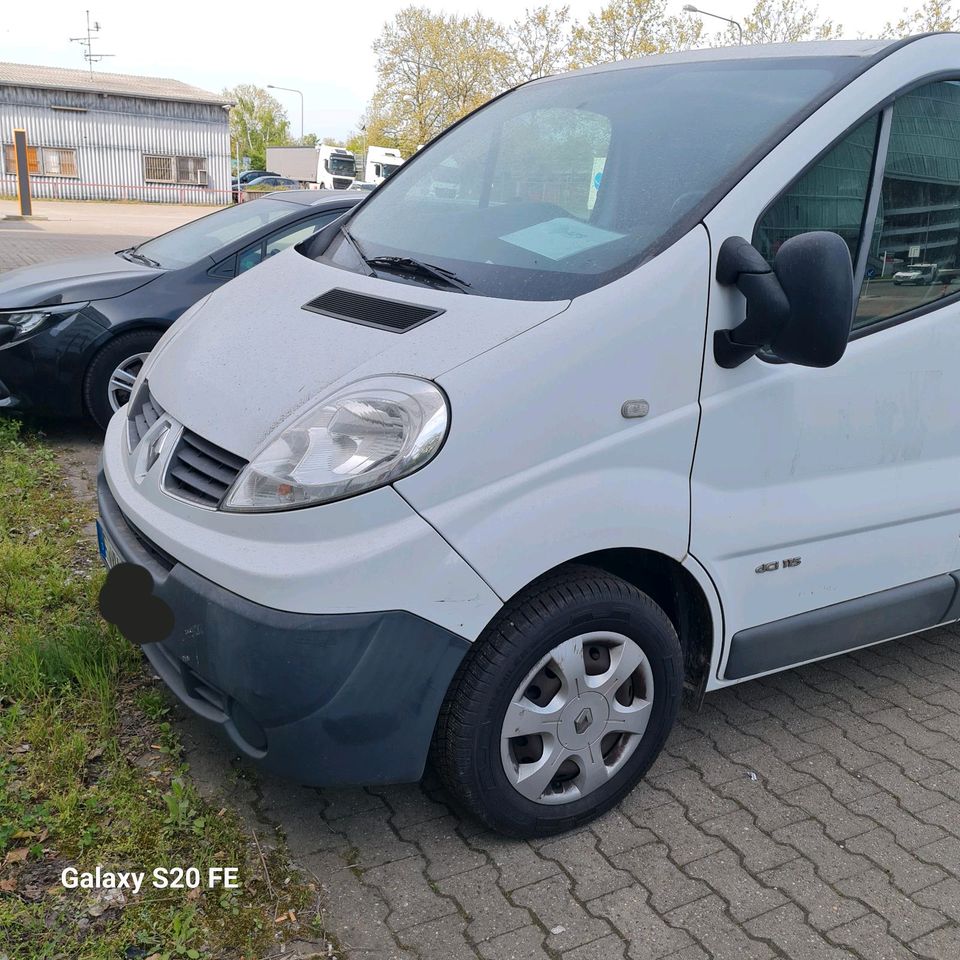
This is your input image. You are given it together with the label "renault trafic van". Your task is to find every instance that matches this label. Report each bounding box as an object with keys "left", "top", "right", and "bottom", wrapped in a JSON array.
[{"left": 98, "top": 35, "right": 960, "bottom": 837}]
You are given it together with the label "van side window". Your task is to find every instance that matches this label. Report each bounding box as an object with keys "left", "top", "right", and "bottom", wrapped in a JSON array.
[
  {"left": 854, "top": 81, "right": 960, "bottom": 330},
  {"left": 753, "top": 115, "right": 878, "bottom": 275}
]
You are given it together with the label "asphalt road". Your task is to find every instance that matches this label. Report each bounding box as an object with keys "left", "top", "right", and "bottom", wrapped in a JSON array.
[{"left": 4, "top": 200, "right": 960, "bottom": 960}]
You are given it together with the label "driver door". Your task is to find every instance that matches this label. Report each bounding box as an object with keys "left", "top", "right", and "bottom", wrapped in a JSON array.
[{"left": 692, "top": 79, "right": 960, "bottom": 681}]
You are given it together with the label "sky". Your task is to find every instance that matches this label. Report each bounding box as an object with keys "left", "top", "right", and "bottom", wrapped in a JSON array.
[{"left": 2, "top": 0, "right": 924, "bottom": 139}]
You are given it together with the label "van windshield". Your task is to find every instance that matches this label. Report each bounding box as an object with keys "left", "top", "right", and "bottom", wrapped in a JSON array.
[{"left": 332, "top": 57, "right": 861, "bottom": 300}]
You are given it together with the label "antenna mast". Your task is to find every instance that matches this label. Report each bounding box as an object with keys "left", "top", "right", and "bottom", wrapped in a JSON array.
[{"left": 70, "top": 11, "right": 114, "bottom": 75}]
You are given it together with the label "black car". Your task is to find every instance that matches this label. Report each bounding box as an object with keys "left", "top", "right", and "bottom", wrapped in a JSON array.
[
  {"left": 0, "top": 190, "right": 360, "bottom": 429},
  {"left": 231, "top": 170, "right": 280, "bottom": 202},
  {"left": 239, "top": 176, "right": 301, "bottom": 201}
]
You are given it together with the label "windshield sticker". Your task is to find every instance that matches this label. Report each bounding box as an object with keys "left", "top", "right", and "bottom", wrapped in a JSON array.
[{"left": 500, "top": 218, "right": 624, "bottom": 261}]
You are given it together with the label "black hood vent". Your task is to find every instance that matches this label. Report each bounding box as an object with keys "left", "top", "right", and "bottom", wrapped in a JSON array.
[{"left": 302, "top": 288, "right": 443, "bottom": 333}]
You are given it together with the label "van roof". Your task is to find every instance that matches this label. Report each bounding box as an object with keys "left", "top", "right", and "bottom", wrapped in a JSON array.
[{"left": 554, "top": 34, "right": 950, "bottom": 79}]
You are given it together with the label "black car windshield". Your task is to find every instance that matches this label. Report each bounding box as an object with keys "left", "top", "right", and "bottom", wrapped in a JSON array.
[
  {"left": 133, "top": 198, "right": 299, "bottom": 269},
  {"left": 333, "top": 57, "right": 862, "bottom": 300}
]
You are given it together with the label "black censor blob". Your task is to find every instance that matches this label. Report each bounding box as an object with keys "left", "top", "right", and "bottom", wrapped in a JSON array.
[{"left": 98, "top": 563, "right": 175, "bottom": 646}]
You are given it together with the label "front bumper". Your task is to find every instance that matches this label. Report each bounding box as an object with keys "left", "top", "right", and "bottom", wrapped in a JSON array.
[
  {"left": 0, "top": 307, "right": 106, "bottom": 417},
  {"left": 98, "top": 470, "right": 472, "bottom": 785}
]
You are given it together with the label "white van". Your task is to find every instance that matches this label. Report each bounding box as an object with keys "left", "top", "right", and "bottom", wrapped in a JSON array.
[{"left": 98, "top": 36, "right": 960, "bottom": 838}]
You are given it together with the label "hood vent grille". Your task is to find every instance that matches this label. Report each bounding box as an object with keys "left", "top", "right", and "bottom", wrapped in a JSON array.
[{"left": 302, "top": 288, "right": 443, "bottom": 333}]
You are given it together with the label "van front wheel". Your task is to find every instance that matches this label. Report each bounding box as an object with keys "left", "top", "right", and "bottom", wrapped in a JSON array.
[{"left": 434, "top": 565, "right": 683, "bottom": 838}]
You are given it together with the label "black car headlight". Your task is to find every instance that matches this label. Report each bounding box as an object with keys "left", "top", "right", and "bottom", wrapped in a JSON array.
[{"left": 0, "top": 305, "right": 85, "bottom": 348}]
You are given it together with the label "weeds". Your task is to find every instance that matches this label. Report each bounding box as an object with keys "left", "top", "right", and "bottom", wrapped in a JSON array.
[{"left": 0, "top": 420, "right": 319, "bottom": 958}]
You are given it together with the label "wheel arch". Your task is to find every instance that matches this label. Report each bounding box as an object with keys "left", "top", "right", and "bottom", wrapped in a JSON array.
[
  {"left": 501, "top": 548, "right": 718, "bottom": 705},
  {"left": 80, "top": 318, "right": 170, "bottom": 377},
  {"left": 81, "top": 322, "right": 168, "bottom": 422}
]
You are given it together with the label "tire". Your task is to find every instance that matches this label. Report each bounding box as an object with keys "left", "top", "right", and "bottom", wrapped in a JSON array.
[
  {"left": 434, "top": 565, "right": 683, "bottom": 838},
  {"left": 83, "top": 329, "right": 162, "bottom": 431}
]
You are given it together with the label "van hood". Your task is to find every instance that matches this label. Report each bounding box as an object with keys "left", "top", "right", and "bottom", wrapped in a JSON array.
[
  {"left": 146, "top": 251, "right": 570, "bottom": 459},
  {"left": 0, "top": 252, "right": 161, "bottom": 309}
]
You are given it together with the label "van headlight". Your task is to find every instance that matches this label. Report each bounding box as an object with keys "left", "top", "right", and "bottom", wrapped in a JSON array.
[{"left": 222, "top": 375, "right": 449, "bottom": 512}]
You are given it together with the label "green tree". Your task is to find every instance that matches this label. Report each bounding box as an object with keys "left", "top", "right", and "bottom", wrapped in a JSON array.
[
  {"left": 718, "top": 0, "right": 841, "bottom": 43},
  {"left": 223, "top": 84, "right": 291, "bottom": 170},
  {"left": 369, "top": 6, "right": 509, "bottom": 155},
  {"left": 500, "top": 5, "right": 573, "bottom": 87},
  {"left": 881, "top": 0, "right": 959, "bottom": 36},
  {"left": 567, "top": 0, "right": 702, "bottom": 68}
]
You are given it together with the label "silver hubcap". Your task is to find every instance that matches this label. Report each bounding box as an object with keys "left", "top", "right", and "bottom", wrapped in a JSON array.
[
  {"left": 107, "top": 353, "right": 150, "bottom": 412},
  {"left": 500, "top": 631, "right": 654, "bottom": 805}
]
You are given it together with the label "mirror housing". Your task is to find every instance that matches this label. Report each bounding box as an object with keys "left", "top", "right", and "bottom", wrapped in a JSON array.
[{"left": 714, "top": 231, "right": 854, "bottom": 369}]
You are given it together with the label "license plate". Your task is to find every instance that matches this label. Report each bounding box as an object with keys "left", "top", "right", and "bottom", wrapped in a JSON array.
[{"left": 96, "top": 519, "right": 122, "bottom": 570}]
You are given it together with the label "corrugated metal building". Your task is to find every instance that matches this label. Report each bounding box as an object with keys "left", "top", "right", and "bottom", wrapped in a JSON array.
[{"left": 0, "top": 62, "right": 231, "bottom": 204}]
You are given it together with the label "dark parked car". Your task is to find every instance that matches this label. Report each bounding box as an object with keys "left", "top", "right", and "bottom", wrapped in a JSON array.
[
  {"left": 0, "top": 190, "right": 360, "bottom": 429},
  {"left": 238, "top": 176, "right": 300, "bottom": 201},
  {"left": 231, "top": 170, "right": 280, "bottom": 202}
]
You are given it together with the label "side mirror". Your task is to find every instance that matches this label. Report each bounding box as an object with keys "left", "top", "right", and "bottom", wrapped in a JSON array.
[{"left": 714, "top": 231, "right": 854, "bottom": 369}]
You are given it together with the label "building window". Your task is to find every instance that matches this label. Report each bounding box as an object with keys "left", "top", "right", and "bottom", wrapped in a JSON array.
[
  {"left": 3, "top": 144, "right": 78, "bottom": 178},
  {"left": 42, "top": 148, "right": 78, "bottom": 177},
  {"left": 143, "top": 154, "right": 207, "bottom": 185}
]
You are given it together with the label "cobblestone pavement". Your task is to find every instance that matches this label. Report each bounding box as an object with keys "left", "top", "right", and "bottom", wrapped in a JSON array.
[{"left": 5, "top": 202, "right": 960, "bottom": 960}]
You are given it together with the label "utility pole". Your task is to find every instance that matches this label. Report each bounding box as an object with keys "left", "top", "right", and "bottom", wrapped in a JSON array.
[{"left": 70, "top": 11, "right": 114, "bottom": 75}]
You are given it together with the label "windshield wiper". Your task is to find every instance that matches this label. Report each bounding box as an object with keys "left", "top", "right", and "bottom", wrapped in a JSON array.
[
  {"left": 365, "top": 256, "right": 471, "bottom": 294},
  {"left": 121, "top": 248, "right": 161, "bottom": 269}
]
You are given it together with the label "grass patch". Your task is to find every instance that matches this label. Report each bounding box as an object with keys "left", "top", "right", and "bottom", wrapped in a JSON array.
[{"left": 0, "top": 420, "right": 325, "bottom": 958}]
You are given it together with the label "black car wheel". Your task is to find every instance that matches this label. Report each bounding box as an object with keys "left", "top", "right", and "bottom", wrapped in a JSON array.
[
  {"left": 84, "top": 330, "right": 162, "bottom": 431},
  {"left": 433, "top": 565, "right": 683, "bottom": 838}
]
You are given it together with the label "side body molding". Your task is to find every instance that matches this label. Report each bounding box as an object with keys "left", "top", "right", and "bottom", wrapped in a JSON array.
[{"left": 725, "top": 571, "right": 960, "bottom": 680}]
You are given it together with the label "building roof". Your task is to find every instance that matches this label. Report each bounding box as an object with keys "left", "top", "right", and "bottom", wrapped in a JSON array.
[{"left": 0, "top": 62, "right": 229, "bottom": 106}]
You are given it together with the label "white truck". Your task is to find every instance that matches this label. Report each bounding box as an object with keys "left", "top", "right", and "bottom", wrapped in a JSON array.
[
  {"left": 364, "top": 146, "right": 404, "bottom": 184},
  {"left": 265, "top": 145, "right": 357, "bottom": 190}
]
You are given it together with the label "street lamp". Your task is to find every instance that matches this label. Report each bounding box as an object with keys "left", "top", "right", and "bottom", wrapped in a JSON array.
[
  {"left": 267, "top": 84, "right": 304, "bottom": 142},
  {"left": 682, "top": 4, "right": 744, "bottom": 44}
]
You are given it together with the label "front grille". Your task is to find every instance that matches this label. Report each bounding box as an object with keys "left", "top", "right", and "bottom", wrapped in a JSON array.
[
  {"left": 303, "top": 287, "right": 443, "bottom": 333},
  {"left": 162, "top": 429, "right": 247, "bottom": 508},
  {"left": 127, "top": 383, "right": 164, "bottom": 450},
  {"left": 332, "top": 177, "right": 352, "bottom": 189}
]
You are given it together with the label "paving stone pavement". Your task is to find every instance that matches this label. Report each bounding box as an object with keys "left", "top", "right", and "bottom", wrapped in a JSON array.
[{"left": 5, "top": 201, "right": 960, "bottom": 960}]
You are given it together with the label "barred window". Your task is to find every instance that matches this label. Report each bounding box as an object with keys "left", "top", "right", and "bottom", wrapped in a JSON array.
[
  {"left": 143, "top": 155, "right": 175, "bottom": 182},
  {"left": 41, "top": 147, "right": 79, "bottom": 177},
  {"left": 176, "top": 156, "right": 206, "bottom": 184},
  {"left": 144, "top": 154, "right": 207, "bottom": 185},
  {"left": 3, "top": 143, "right": 63, "bottom": 176}
]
